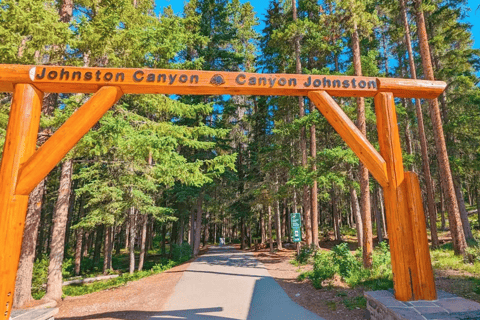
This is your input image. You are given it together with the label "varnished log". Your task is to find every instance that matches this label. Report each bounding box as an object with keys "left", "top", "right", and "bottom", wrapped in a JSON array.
[
  {"left": 0, "top": 84, "right": 43, "bottom": 320},
  {"left": 0, "top": 64, "right": 446, "bottom": 99},
  {"left": 374, "top": 92, "right": 437, "bottom": 301},
  {"left": 308, "top": 91, "right": 388, "bottom": 188},
  {"left": 405, "top": 171, "right": 437, "bottom": 300}
]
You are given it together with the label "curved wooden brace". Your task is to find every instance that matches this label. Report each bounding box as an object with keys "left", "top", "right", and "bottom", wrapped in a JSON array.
[
  {"left": 15, "top": 86, "right": 123, "bottom": 195},
  {"left": 308, "top": 91, "right": 389, "bottom": 188}
]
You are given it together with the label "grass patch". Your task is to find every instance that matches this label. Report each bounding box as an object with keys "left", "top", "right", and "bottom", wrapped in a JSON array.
[
  {"left": 32, "top": 243, "right": 192, "bottom": 299},
  {"left": 62, "top": 259, "right": 181, "bottom": 297},
  {"left": 431, "top": 242, "right": 480, "bottom": 275},
  {"left": 342, "top": 295, "right": 366, "bottom": 310}
]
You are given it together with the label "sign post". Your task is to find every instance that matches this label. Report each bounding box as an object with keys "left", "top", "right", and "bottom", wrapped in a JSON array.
[{"left": 291, "top": 212, "right": 302, "bottom": 255}]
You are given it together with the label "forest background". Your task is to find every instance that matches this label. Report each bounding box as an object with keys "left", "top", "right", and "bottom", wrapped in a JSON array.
[{"left": 1, "top": 0, "right": 480, "bottom": 312}]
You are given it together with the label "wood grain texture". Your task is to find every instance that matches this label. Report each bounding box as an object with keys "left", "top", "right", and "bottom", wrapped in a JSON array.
[
  {"left": 375, "top": 92, "right": 420, "bottom": 301},
  {"left": 15, "top": 86, "right": 123, "bottom": 196},
  {"left": 0, "top": 84, "right": 42, "bottom": 320},
  {"left": 308, "top": 91, "right": 388, "bottom": 188},
  {"left": 0, "top": 64, "right": 446, "bottom": 99},
  {"left": 405, "top": 171, "right": 437, "bottom": 300}
]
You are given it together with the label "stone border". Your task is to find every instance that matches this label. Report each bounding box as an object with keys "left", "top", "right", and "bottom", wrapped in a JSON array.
[{"left": 365, "top": 290, "right": 480, "bottom": 320}]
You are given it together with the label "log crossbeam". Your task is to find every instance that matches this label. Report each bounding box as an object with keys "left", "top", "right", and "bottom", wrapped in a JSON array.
[{"left": 308, "top": 91, "right": 389, "bottom": 188}]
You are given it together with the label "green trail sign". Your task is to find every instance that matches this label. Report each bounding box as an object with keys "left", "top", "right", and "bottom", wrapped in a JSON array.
[{"left": 291, "top": 212, "right": 302, "bottom": 242}]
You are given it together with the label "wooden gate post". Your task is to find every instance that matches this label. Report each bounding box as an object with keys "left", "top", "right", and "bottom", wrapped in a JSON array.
[
  {"left": 375, "top": 92, "right": 436, "bottom": 301},
  {"left": 0, "top": 84, "right": 43, "bottom": 319}
]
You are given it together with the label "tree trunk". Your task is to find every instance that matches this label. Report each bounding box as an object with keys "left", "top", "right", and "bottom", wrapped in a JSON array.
[
  {"left": 310, "top": 101, "right": 319, "bottom": 248},
  {"left": 414, "top": 0, "right": 467, "bottom": 255},
  {"left": 439, "top": 186, "right": 446, "bottom": 230},
  {"left": 332, "top": 185, "right": 342, "bottom": 241},
  {"left": 292, "top": 0, "right": 312, "bottom": 245},
  {"left": 286, "top": 203, "right": 292, "bottom": 242},
  {"left": 283, "top": 199, "right": 288, "bottom": 242},
  {"left": 14, "top": 179, "right": 46, "bottom": 308},
  {"left": 352, "top": 22, "right": 372, "bottom": 268},
  {"left": 476, "top": 185, "right": 480, "bottom": 227},
  {"left": 268, "top": 206, "right": 274, "bottom": 253},
  {"left": 204, "top": 211, "right": 210, "bottom": 246},
  {"left": 454, "top": 179, "right": 474, "bottom": 241},
  {"left": 108, "top": 227, "right": 114, "bottom": 269},
  {"left": 128, "top": 207, "right": 136, "bottom": 274},
  {"left": 138, "top": 215, "right": 148, "bottom": 271},
  {"left": 373, "top": 185, "right": 383, "bottom": 242},
  {"left": 193, "top": 194, "right": 203, "bottom": 257},
  {"left": 348, "top": 167, "right": 363, "bottom": 247},
  {"left": 103, "top": 226, "right": 111, "bottom": 274},
  {"left": 125, "top": 219, "right": 130, "bottom": 250},
  {"left": 81, "top": 231, "right": 90, "bottom": 258},
  {"left": 74, "top": 196, "right": 85, "bottom": 276},
  {"left": 274, "top": 174, "right": 283, "bottom": 249},
  {"left": 399, "top": 0, "right": 439, "bottom": 248},
  {"left": 93, "top": 226, "right": 103, "bottom": 265},
  {"left": 44, "top": 159, "right": 73, "bottom": 301},
  {"left": 260, "top": 210, "right": 265, "bottom": 244},
  {"left": 161, "top": 223, "right": 167, "bottom": 256},
  {"left": 190, "top": 207, "right": 195, "bottom": 249},
  {"left": 74, "top": 228, "right": 83, "bottom": 276},
  {"left": 275, "top": 198, "right": 282, "bottom": 249},
  {"left": 60, "top": 0, "right": 73, "bottom": 22}
]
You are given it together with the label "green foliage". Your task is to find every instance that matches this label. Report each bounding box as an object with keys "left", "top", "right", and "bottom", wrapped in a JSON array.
[
  {"left": 332, "top": 243, "right": 361, "bottom": 279},
  {"left": 0, "top": 0, "right": 71, "bottom": 64},
  {"left": 310, "top": 251, "right": 336, "bottom": 289},
  {"left": 170, "top": 243, "right": 193, "bottom": 262},
  {"left": 31, "top": 256, "right": 49, "bottom": 300},
  {"left": 61, "top": 258, "right": 185, "bottom": 297},
  {"left": 304, "top": 242, "right": 393, "bottom": 290},
  {"left": 294, "top": 244, "right": 317, "bottom": 265},
  {"left": 32, "top": 252, "right": 190, "bottom": 299}
]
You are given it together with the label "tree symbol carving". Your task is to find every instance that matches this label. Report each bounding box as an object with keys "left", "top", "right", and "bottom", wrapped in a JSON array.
[{"left": 210, "top": 74, "right": 225, "bottom": 85}]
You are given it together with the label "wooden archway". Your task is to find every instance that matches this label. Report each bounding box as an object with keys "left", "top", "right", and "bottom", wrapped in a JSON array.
[{"left": 0, "top": 64, "right": 446, "bottom": 319}]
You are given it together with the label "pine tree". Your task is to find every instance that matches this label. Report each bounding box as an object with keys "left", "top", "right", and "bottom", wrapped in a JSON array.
[{"left": 414, "top": 0, "right": 467, "bottom": 255}]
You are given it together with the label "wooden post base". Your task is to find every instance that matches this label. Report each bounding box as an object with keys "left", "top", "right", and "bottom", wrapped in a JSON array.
[{"left": 375, "top": 92, "right": 436, "bottom": 301}]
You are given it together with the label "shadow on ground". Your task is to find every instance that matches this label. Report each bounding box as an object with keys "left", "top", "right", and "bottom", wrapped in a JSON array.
[{"left": 58, "top": 307, "right": 238, "bottom": 320}]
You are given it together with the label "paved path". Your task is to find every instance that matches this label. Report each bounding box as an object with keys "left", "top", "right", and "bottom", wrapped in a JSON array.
[{"left": 151, "top": 246, "right": 324, "bottom": 320}]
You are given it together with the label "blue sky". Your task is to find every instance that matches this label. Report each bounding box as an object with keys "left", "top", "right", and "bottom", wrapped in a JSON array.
[{"left": 155, "top": 0, "right": 480, "bottom": 52}]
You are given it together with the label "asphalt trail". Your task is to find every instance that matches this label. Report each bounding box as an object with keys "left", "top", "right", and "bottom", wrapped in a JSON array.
[{"left": 151, "top": 246, "right": 324, "bottom": 320}]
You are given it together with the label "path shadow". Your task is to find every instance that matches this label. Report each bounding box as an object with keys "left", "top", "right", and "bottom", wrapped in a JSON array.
[
  {"left": 196, "top": 247, "right": 265, "bottom": 269},
  {"left": 151, "top": 307, "right": 238, "bottom": 319},
  {"left": 58, "top": 307, "right": 238, "bottom": 320},
  {"left": 57, "top": 311, "right": 159, "bottom": 320},
  {"left": 184, "top": 269, "right": 266, "bottom": 278}
]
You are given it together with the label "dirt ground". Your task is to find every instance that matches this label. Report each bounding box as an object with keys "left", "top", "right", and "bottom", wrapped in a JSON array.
[{"left": 54, "top": 260, "right": 190, "bottom": 320}]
